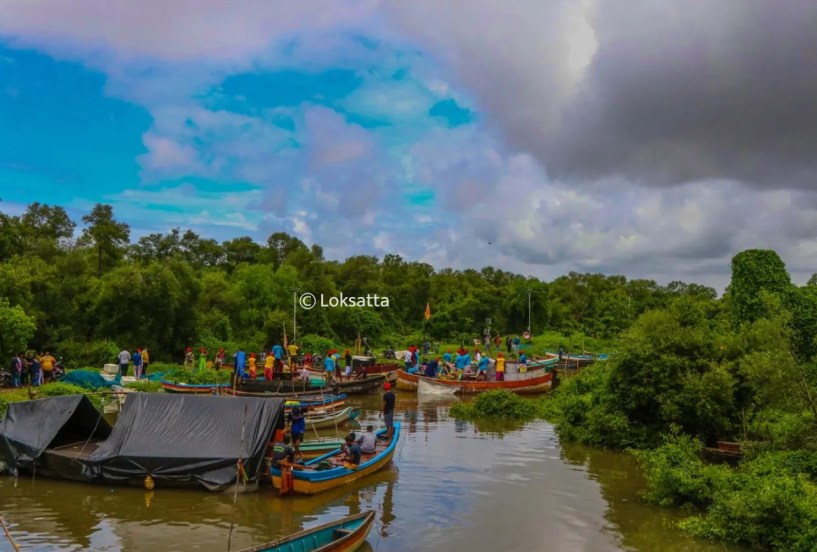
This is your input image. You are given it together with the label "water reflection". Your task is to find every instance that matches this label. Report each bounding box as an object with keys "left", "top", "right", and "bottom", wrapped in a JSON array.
[{"left": 0, "top": 392, "right": 748, "bottom": 551}]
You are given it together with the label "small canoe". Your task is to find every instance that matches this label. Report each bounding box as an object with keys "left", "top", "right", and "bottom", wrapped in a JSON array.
[
  {"left": 236, "top": 511, "right": 375, "bottom": 552},
  {"left": 306, "top": 407, "right": 360, "bottom": 430},
  {"left": 160, "top": 381, "right": 229, "bottom": 394},
  {"left": 271, "top": 423, "right": 400, "bottom": 495}
]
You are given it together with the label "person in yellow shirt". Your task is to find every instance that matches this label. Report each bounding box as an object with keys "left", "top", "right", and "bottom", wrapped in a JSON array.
[
  {"left": 495, "top": 352, "right": 506, "bottom": 381},
  {"left": 248, "top": 353, "right": 257, "bottom": 379},
  {"left": 141, "top": 348, "right": 150, "bottom": 376},
  {"left": 287, "top": 343, "right": 299, "bottom": 371},
  {"left": 264, "top": 352, "right": 275, "bottom": 381},
  {"left": 40, "top": 351, "right": 56, "bottom": 383}
]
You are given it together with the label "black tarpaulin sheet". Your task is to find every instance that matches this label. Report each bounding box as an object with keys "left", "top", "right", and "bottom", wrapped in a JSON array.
[
  {"left": 84, "top": 393, "right": 284, "bottom": 490},
  {"left": 0, "top": 395, "right": 112, "bottom": 473}
]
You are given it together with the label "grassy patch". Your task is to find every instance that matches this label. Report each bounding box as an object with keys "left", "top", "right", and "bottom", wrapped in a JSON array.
[{"left": 449, "top": 390, "right": 538, "bottom": 421}]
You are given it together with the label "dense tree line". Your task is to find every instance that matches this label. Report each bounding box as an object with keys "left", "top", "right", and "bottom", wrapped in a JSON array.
[{"left": 1, "top": 201, "right": 716, "bottom": 365}]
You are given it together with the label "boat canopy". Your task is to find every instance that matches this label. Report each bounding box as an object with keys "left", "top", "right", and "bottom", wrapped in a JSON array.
[
  {"left": 0, "top": 394, "right": 112, "bottom": 475},
  {"left": 84, "top": 393, "right": 285, "bottom": 490}
]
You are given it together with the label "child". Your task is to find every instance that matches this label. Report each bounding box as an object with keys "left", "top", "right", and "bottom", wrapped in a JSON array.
[{"left": 248, "top": 353, "right": 257, "bottom": 379}]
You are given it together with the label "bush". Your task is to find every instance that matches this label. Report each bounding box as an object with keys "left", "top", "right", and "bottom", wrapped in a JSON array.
[
  {"left": 299, "top": 334, "right": 340, "bottom": 355},
  {"left": 161, "top": 367, "right": 230, "bottom": 385},
  {"left": 125, "top": 380, "right": 164, "bottom": 392},
  {"left": 57, "top": 339, "right": 121, "bottom": 369},
  {"left": 449, "top": 390, "right": 537, "bottom": 421},
  {"left": 36, "top": 382, "right": 103, "bottom": 410},
  {"left": 631, "top": 433, "right": 731, "bottom": 507}
]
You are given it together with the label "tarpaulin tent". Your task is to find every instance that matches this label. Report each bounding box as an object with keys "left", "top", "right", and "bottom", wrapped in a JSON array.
[
  {"left": 84, "top": 393, "right": 285, "bottom": 490},
  {"left": 0, "top": 395, "right": 112, "bottom": 475}
]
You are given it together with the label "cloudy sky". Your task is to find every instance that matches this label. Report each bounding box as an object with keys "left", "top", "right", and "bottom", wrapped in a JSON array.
[{"left": 1, "top": 0, "right": 816, "bottom": 290}]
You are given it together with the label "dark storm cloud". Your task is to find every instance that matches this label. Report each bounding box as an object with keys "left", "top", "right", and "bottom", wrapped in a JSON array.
[{"left": 546, "top": 0, "right": 817, "bottom": 187}]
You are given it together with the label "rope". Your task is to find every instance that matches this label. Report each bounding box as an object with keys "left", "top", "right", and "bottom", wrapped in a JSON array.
[{"left": 0, "top": 517, "right": 20, "bottom": 552}]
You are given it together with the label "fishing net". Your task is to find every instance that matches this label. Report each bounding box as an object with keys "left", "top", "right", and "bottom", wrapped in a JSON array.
[{"left": 60, "top": 369, "right": 117, "bottom": 390}]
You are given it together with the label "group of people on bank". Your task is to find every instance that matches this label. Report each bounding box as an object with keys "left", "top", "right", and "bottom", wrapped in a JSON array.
[{"left": 7, "top": 351, "right": 59, "bottom": 387}]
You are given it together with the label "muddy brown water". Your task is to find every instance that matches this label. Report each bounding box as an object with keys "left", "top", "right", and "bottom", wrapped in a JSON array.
[{"left": 0, "top": 392, "right": 745, "bottom": 551}]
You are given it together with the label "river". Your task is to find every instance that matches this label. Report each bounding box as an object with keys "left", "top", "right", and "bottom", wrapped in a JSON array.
[{"left": 0, "top": 392, "right": 745, "bottom": 551}]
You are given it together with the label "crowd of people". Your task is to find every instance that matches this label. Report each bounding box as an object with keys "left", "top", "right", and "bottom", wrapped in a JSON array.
[
  {"left": 401, "top": 344, "right": 528, "bottom": 382},
  {"left": 7, "top": 351, "right": 59, "bottom": 387},
  {"left": 115, "top": 347, "right": 150, "bottom": 379}
]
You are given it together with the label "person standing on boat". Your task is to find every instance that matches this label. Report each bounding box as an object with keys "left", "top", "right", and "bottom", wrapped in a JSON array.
[
  {"left": 495, "top": 353, "right": 506, "bottom": 381},
  {"left": 264, "top": 352, "right": 274, "bottom": 381},
  {"left": 403, "top": 349, "right": 412, "bottom": 372},
  {"left": 118, "top": 348, "right": 131, "bottom": 378},
  {"left": 344, "top": 349, "right": 353, "bottom": 381},
  {"left": 248, "top": 353, "right": 258, "bottom": 379},
  {"left": 288, "top": 405, "right": 307, "bottom": 460},
  {"left": 304, "top": 352, "right": 313, "bottom": 369},
  {"left": 380, "top": 382, "right": 396, "bottom": 443},
  {"left": 132, "top": 348, "right": 143, "bottom": 380},
  {"left": 425, "top": 358, "right": 439, "bottom": 378},
  {"left": 272, "top": 342, "right": 284, "bottom": 363},
  {"left": 287, "top": 342, "right": 299, "bottom": 371},
  {"left": 477, "top": 353, "right": 490, "bottom": 381},
  {"left": 324, "top": 353, "right": 336, "bottom": 383},
  {"left": 234, "top": 349, "right": 247, "bottom": 379}
]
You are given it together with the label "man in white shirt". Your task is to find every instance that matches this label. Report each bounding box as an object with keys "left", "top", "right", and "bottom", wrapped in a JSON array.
[
  {"left": 356, "top": 425, "right": 377, "bottom": 454},
  {"left": 118, "top": 349, "right": 131, "bottom": 378}
]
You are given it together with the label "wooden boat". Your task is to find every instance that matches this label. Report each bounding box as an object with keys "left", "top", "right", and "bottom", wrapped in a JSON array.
[
  {"left": 271, "top": 422, "right": 400, "bottom": 495},
  {"left": 298, "top": 438, "right": 347, "bottom": 460},
  {"left": 284, "top": 394, "right": 348, "bottom": 413},
  {"left": 238, "top": 374, "right": 387, "bottom": 396},
  {"left": 306, "top": 407, "right": 360, "bottom": 430},
  {"left": 410, "top": 369, "right": 553, "bottom": 395},
  {"left": 395, "top": 369, "right": 419, "bottom": 391},
  {"left": 236, "top": 511, "right": 375, "bottom": 552},
  {"left": 160, "top": 381, "right": 229, "bottom": 394}
]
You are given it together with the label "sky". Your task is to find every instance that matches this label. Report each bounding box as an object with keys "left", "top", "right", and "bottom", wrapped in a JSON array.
[{"left": 1, "top": 0, "right": 816, "bottom": 291}]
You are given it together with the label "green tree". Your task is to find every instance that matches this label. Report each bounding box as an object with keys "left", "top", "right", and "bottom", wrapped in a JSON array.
[
  {"left": 730, "top": 249, "right": 791, "bottom": 325},
  {"left": 80, "top": 204, "right": 130, "bottom": 275},
  {"left": 0, "top": 297, "right": 37, "bottom": 359}
]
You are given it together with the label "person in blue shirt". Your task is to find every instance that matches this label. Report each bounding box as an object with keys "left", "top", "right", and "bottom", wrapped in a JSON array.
[
  {"left": 425, "top": 358, "right": 439, "bottom": 378},
  {"left": 287, "top": 405, "right": 308, "bottom": 460},
  {"left": 513, "top": 336, "right": 521, "bottom": 353},
  {"left": 272, "top": 343, "right": 284, "bottom": 360},
  {"left": 477, "top": 354, "right": 490, "bottom": 381},
  {"left": 518, "top": 352, "right": 528, "bottom": 373},
  {"left": 443, "top": 351, "right": 452, "bottom": 364},
  {"left": 132, "top": 349, "right": 143, "bottom": 380},
  {"left": 324, "top": 354, "right": 335, "bottom": 383},
  {"left": 234, "top": 349, "right": 247, "bottom": 379}
]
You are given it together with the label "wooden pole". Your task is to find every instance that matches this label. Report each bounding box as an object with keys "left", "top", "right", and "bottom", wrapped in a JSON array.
[{"left": 0, "top": 517, "right": 20, "bottom": 552}]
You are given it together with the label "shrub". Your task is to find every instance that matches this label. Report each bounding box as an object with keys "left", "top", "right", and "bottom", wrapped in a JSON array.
[
  {"left": 631, "top": 433, "right": 732, "bottom": 507},
  {"left": 57, "top": 339, "right": 120, "bottom": 369},
  {"left": 449, "top": 390, "right": 537, "bottom": 421},
  {"left": 161, "top": 367, "right": 230, "bottom": 385},
  {"left": 299, "top": 334, "right": 340, "bottom": 355},
  {"left": 125, "top": 380, "right": 164, "bottom": 393}
]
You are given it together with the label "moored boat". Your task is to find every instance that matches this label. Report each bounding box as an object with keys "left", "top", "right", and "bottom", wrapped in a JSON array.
[
  {"left": 411, "top": 369, "right": 553, "bottom": 394},
  {"left": 298, "top": 438, "right": 347, "bottom": 460},
  {"left": 271, "top": 422, "right": 400, "bottom": 495},
  {"left": 160, "top": 380, "right": 229, "bottom": 394},
  {"left": 235, "top": 511, "right": 375, "bottom": 552},
  {"left": 395, "top": 369, "right": 419, "bottom": 391},
  {"left": 238, "top": 374, "right": 386, "bottom": 396},
  {"left": 305, "top": 407, "right": 360, "bottom": 430}
]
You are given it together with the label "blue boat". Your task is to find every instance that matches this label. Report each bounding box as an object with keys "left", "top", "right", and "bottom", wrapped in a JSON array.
[
  {"left": 236, "top": 511, "right": 375, "bottom": 552},
  {"left": 271, "top": 423, "right": 400, "bottom": 495}
]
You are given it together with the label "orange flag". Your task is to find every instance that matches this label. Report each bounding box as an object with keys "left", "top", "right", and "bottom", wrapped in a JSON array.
[{"left": 424, "top": 302, "right": 431, "bottom": 320}]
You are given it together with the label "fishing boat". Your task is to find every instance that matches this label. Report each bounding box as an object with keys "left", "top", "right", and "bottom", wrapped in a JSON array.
[
  {"left": 238, "top": 374, "right": 387, "bottom": 396},
  {"left": 298, "top": 438, "right": 347, "bottom": 460},
  {"left": 284, "top": 394, "right": 348, "bottom": 414},
  {"left": 306, "top": 407, "right": 360, "bottom": 430},
  {"left": 395, "top": 369, "right": 419, "bottom": 391},
  {"left": 160, "top": 380, "right": 229, "bottom": 394},
  {"left": 236, "top": 511, "right": 375, "bottom": 552},
  {"left": 417, "top": 378, "right": 457, "bottom": 396},
  {"left": 271, "top": 422, "right": 400, "bottom": 495},
  {"left": 411, "top": 369, "right": 553, "bottom": 394}
]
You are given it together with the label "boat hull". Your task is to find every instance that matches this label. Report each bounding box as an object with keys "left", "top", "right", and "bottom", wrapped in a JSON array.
[
  {"left": 236, "top": 511, "right": 375, "bottom": 552},
  {"left": 160, "top": 381, "right": 228, "bottom": 394},
  {"left": 395, "top": 370, "right": 418, "bottom": 391},
  {"left": 271, "top": 423, "right": 400, "bottom": 495},
  {"left": 305, "top": 407, "right": 360, "bottom": 430},
  {"left": 412, "top": 371, "right": 552, "bottom": 394}
]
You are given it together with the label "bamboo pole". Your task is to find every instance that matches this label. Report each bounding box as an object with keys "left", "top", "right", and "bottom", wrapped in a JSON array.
[{"left": 0, "top": 517, "right": 20, "bottom": 552}]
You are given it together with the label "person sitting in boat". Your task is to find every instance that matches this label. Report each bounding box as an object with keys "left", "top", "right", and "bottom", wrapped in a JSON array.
[
  {"left": 342, "top": 434, "right": 362, "bottom": 469},
  {"left": 287, "top": 405, "right": 308, "bottom": 460},
  {"left": 424, "top": 358, "right": 439, "bottom": 378},
  {"left": 271, "top": 435, "right": 295, "bottom": 469},
  {"left": 443, "top": 350, "right": 452, "bottom": 364},
  {"left": 518, "top": 352, "right": 528, "bottom": 373},
  {"left": 476, "top": 353, "right": 490, "bottom": 381},
  {"left": 356, "top": 425, "right": 377, "bottom": 455}
]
